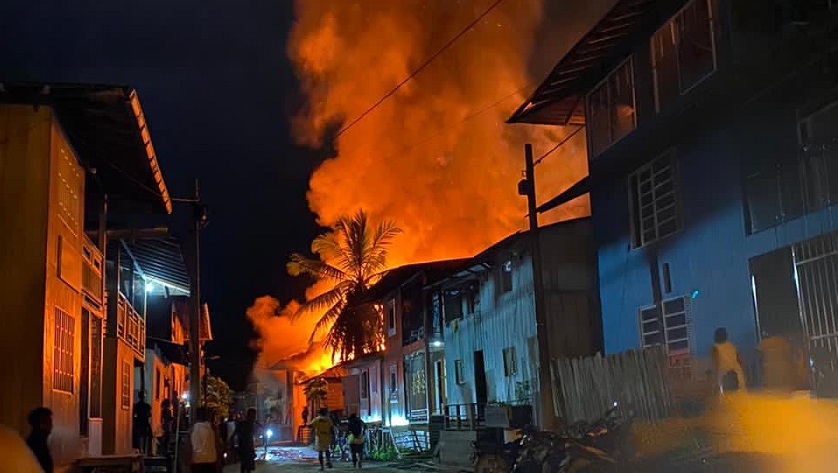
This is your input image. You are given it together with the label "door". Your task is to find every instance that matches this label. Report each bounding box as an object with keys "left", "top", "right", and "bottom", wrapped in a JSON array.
[
  {"left": 473, "top": 351, "right": 488, "bottom": 405},
  {"left": 434, "top": 360, "right": 447, "bottom": 414}
]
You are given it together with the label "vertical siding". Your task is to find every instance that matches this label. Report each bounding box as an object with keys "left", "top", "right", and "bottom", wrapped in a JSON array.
[
  {"left": 444, "top": 256, "right": 538, "bottom": 406},
  {"left": 0, "top": 105, "right": 51, "bottom": 435},
  {"left": 43, "top": 120, "right": 85, "bottom": 439},
  {"left": 102, "top": 338, "right": 134, "bottom": 454}
]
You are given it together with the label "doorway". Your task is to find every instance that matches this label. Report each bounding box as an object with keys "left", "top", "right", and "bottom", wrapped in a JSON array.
[
  {"left": 433, "top": 360, "right": 446, "bottom": 414},
  {"left": 473, "top": 351, "right": 488, "bottom": 405}
]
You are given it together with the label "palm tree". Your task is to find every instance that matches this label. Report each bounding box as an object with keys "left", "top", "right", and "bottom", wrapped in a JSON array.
[{"left": 288, "top": 209, "right": 401, "bottom": 361}]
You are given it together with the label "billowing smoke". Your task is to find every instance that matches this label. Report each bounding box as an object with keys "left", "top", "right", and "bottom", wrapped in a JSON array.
[
  {"left": 253, "top": 0, "right": 604, "bottom": 371},
  {"left": 288, "top": 0, "right": 591, "bottom": 266},
  {"left": 246, "top": 296, "right": 332, "bottom": 374}
]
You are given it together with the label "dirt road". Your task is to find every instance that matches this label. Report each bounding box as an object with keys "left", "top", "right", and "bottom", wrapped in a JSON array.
[{"left": 221, "top": 447, "right": 436, "bottom": 473}]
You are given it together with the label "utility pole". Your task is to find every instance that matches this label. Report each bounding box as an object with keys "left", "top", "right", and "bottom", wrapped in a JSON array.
[
  {"left": 189, "top": 179, "right": 202, "bottom": 419},
  {"left": 520, "top": 143, "right": 556, "bottom": 431}
]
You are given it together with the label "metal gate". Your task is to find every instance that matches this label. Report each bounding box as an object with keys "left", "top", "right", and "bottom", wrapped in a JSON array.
[{"left": 793, "top": 232, "right": 838, "bottom": 396}]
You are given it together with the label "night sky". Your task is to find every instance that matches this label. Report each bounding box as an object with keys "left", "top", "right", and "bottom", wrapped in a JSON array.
[{"left": 1, "top": 0, "right": 319, "bottom": 389}]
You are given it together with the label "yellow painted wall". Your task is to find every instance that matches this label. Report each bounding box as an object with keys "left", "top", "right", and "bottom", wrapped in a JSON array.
[
  {"left": 102, "top": 338, "right": 135, "bottom": 454},
  {"left": 42, "top": 119, "right": 85, "bottom": 440},
  {"left": 0, "top": 105, "right": 52, "bottom": 435}
]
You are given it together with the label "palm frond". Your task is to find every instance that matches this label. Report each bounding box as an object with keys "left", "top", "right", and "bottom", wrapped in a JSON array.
[
  {"left": 287, "top": 253, "right": 348, "bottom": 281},
  {"left": 293, "top": 286, "right": 346, "bottom": 319}
]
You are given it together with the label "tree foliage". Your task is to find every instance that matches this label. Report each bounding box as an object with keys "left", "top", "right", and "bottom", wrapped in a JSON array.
[
  {"left": 204, "top": 375, "right": 232, "bottom": 419},
  {"left": 288, "top": 209, "right": 400, "bottom": 360}
]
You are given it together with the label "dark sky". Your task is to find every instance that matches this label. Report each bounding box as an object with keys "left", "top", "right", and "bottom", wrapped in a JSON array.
[{"left": 1, "top": 0, "right": 319, "bottom": 389}]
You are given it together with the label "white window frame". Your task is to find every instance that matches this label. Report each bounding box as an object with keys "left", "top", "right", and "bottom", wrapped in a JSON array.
[
  {"left": 585, "top": 57, "right": 638, "bottom": 158},
  {"left": 650, "top": 0, "right": 718, "bottom": 112},
  {"left": 628, "top": 150, "right": 680, "bottom": 248},
  {"left": 454, "top": 359, "right": 466, "bottom": 385},
  {"left": 387, "top": 299, "right": 397, "bottom": 337},
  {"left": 639, "top": 295, "right": 693, "bottom": 356}
]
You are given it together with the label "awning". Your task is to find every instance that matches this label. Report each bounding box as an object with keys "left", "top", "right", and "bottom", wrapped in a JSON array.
[
  {"left": 508, "top": 0, "right": 688, "bottom": 126},
  {"left": 0, "top": 82, "right": 172, "bottom": 214},
  {"left": 123, "top": 236, "right": 191, "bottom": 295},
  {"left": 537, "top": 176, "right": 591, "bottom": 214}
]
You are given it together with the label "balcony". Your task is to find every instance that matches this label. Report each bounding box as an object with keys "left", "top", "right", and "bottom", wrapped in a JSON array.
[
  {"left": 116, "top": 292, "right": 145, "bottom": 361},
  {"left": 81, "top": 237, "right": 103, "bottom": 307}
]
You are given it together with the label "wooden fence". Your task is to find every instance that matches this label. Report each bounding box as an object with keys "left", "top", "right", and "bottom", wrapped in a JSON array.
[{"left": 551, "top": 347, "right": 672, "bottom": 425}]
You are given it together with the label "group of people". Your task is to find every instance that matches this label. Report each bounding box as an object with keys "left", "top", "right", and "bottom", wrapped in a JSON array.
[
  {"left": 307, "top": 407, "right": 367, "bottom": 471},
  {"left": 187, "top": 407, "right": 260, "bottom": 473},
  {"left": 711, "top": 326, "right": 810, "bottom": 394}
]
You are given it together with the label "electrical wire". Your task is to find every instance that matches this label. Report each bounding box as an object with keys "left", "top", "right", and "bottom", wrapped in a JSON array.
[
  {"left": 333, "top": 0, "right": 507, "bottom": 139},
  {"left": 533, "top": 125, "right": 584, "bottom": 167}
]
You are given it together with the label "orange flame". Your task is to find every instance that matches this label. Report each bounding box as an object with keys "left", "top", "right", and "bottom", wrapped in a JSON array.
[{"left": 252, "top": 0, "right": 594, "bottom": 374}]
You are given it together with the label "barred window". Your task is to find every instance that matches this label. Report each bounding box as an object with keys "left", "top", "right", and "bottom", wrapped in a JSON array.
[
  {"left": 121, "top": 361, "right": 131, "bottom": 410},
  {"left": 53, "top": 307, "right": 75, "bottom": 393},
  {"left": 629, "top": 152, "right": 680, "bottom": 247},
  {"left": 640, "top": 296, "right": 692, "bottom": 355}
]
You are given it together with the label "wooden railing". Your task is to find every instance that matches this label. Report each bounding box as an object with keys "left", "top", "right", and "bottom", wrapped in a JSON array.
[
  {"left": 408, "top": 407, "right": 429, "bottom": 423},
  {"left": 116, "top": 292, "right": 145, "bottom": 360},
  {"left": 81, "top": 238, "right": 103, "bottom": 305},
  {"left": 443, "top": 403, "right": 485, "bottom": 430}
]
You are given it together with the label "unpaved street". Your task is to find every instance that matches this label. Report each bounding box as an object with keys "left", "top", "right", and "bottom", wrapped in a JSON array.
[{"left": 221, "top": 446, "right": 453, "bottom": 473}]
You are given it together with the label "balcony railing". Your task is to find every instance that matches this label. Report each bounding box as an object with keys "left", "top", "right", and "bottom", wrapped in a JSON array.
[
  {"left": 116, "top": 292, "right": 145, "bottom": 360},
  {"left": 443, "top": 403, "right": 485, "bottom": 431},
  {"left": 81, "top": 238, "right": 103, "bottom": 306}
]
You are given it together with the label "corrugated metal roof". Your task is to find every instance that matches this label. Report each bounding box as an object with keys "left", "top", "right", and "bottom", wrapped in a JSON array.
[{"left": 508, "top": 0, "right": 688, "bottom": 126}]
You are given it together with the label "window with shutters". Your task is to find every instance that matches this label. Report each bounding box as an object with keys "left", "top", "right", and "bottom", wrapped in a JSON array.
[
  {"left": 639, "top": 296, "right": 692, "bottom": 356},
  {"left": 629, "top": 151, "right": 680, "bottom": 247},
  {"left": 454, "top": 359, "right": 465, "bottom": 385},
  {"left": 502, "top": 347, "right": 517, "bottom": 377},
  {"left": 53, "top": 307, "right": 75, "bottom": 393}
]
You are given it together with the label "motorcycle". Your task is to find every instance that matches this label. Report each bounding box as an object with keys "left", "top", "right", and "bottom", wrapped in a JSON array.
[{"left": 471, "top": 404, "right": 632, "bottom": 473}]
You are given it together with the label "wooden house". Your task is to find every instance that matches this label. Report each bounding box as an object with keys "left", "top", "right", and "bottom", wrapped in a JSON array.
[{"left": 0, "top": 83, "right": 177, "bottom": 457}]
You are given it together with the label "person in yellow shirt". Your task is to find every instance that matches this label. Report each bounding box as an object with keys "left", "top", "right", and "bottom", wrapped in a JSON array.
[
  {"left": 711, "top": 327, "right": 747, "bottom": 394},
  {"left": 757, "top": 330, "right": 794, "bottom": 392},
  {"left": 309, "top": 408, "right": 334, "bottom": 470}
]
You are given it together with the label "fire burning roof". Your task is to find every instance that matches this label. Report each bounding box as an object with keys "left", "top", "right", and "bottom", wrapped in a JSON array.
[
  {"left": 508, "top": 0, "right": 689, "bottom": 126},
  {"left": 0, "top": 82, "right": 172, "bottom": 215}
]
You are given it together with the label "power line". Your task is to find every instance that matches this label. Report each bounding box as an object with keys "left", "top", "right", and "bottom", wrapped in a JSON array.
[
  {"left": 533, "top": 125, "right": 584, "bottom": 167},
  {"left": 334, "top": 0, "right": 507, "bottom": 139},
  {"left": 380, "top": 83, "right": 532, "bottom": 161}
]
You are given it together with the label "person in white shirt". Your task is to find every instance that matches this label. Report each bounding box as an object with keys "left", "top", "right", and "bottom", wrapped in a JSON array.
[
  {"left": 0, "top": 425, "right": 46, "bottom": 473},
  {"left": 190, "top": 407, "right": 218, "bottom": 473}
]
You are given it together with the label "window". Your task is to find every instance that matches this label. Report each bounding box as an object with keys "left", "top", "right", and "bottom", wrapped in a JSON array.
[
  {"left": 454, "top": 359, "right": 465, "bottom": 385},
  {"left": 387, "top": 300, "right": 397, "bottom": 336},
  {"left": 466, "top": 289, "right": 477, "bottom": 315},
  {"left": 651, "top": 0, "right": 716, "bottom": 111},
  {"left": 360, "top": 370, "right": 369, "bottom": 399},
  {"left": 800, "top": 101, "right": 838, "bottom": 209},
  {"left": 639, "top": 296, "right": 692, "bottom": 355},
  {"left": 53, "top": 307, "right": 75, "bottom": 393},
  {"left": 498, "top": 261, "right": 513, "bottom": 295},
  {"left": 121, "top": 361, "right": 131, "bottom": 409},
  {"left": 156, "top": 368, "right": 161, "bottom": 401},
  {"left": 389, "top": 364, "right": 398, "bottom": 397},
  {"left": 57, "top": 235, "right": 63, "bottom": 278},
  {"left": 443, "top": 292, "right": 463, "bottom": 324},
  {"left": 587, "top": 59, "right": 636, "bottom": 157},
  {"left": 371, "top": 366, "right": 378, "bottom": 394},
  {"left": 629, "top": 152, "right": 679, "bottom": 247},
  {"left": 502, "top": 347, "right": 517, "bottom": 377}
]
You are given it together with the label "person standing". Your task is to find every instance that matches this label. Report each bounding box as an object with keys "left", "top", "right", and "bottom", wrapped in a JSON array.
[
  {"left": 25, "top": 407, "right": 53, "bottom": 473},
  {"left": 189, "top": 407, "right": 218, "bottom": 473},
  {"left": 234, "top": 408, "right": 258, "bottom": 473},
  {"left": 347, "top": 414, "right": 366, "bottom": 468},
  {"left": 133, "top": 392, "right": 152, "bottom": 454},
  {"left": 711, "top": 327, "right": 747, "bottom": 394},
  {"left": 302, "top": 406, "right": 309, "bottom": 425},
  {"left": 309, "top": 408, "right": 334, "bottom": 471},
  {"left": 757, "top": 331, "right": 794, "bottom": 391}
]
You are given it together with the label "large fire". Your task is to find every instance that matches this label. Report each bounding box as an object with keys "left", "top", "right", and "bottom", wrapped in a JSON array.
[{"left": 250, "top": 0, "right": 599, "bottom": 374}]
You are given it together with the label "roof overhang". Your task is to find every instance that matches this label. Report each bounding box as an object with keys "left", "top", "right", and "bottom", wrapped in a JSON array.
[
  {"left": 508, "top": 0, "right": 688, "bottom": 126},
  {"left": 537, "top": 176, "right": 591, "bottom": 214},
  {"left": 0, "top": 82, "right": 172, "bottom": 214},
  {"left": 123, "top": 236, "right": 191, "bottom": 296}
]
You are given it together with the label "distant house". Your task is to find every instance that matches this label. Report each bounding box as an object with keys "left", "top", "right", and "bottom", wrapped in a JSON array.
[
  {"left": 510, "top": 0, "right": 838, "bottom": 391},
  {"left": 439, "top": 218, "right": 600, "bottom": 429},
  {"left": 339, "top": 352, "right": 384, "bottom": 425},
  {"left": 363, "top": 260, "right": 469, "bottom": 428},
  {"left": 0, "top": 82, "right": 177, "bottom": 456}
]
